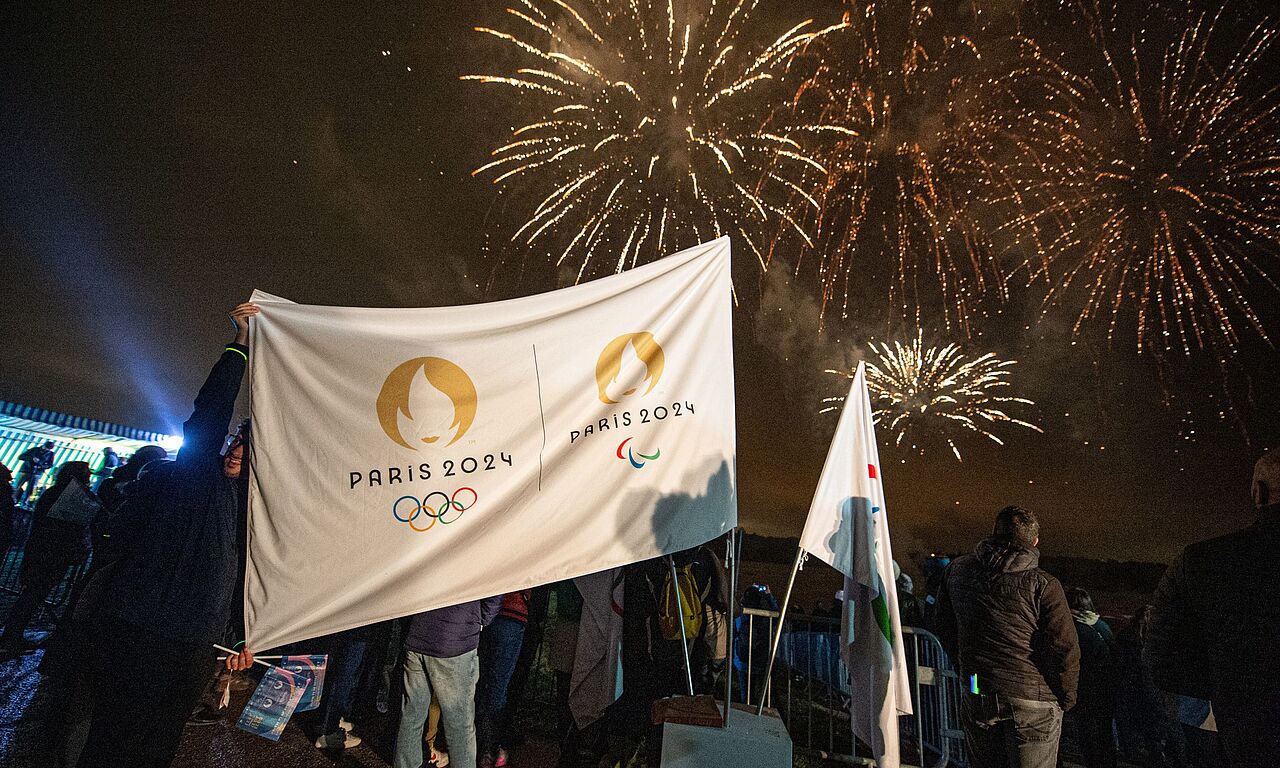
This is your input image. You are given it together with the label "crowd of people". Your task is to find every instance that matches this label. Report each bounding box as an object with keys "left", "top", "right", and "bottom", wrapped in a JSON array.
[
  {"left": 0, "top": 302, "right": 741, "bottom": 768},
  {"left": 1, "top": 302, "right": 1276, "bottom": 768},
  {"left": 926, "top": 480, "right": 1279, "bottom": 768}
]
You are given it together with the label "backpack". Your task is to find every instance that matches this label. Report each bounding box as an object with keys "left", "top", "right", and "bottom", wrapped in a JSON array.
[{"left": 658, "top": 564, "right": 704, "bottom": 641}]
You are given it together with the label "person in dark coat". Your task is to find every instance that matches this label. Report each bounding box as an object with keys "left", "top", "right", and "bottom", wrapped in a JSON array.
[
  {"left": 90, "top": 447, "right": 120, "bottom": 493},
  {"left": 1114, "top": 606, "right": 1184, "bottom": 768},
  {"left": 394, "top": 596, "right": 504, "bottom": 768},
  {"left": 94, "top": 443, "right": 167, "bottom": 516},
  {"left": 1147, "top": 447, "right": 1280, "bottom": 768},
  {"left": 74, "top": 301, "right": 260, "bottom": 768},
  {"left": 0, "top": 465, "right": 15, "bottom": 556},
  {"left": 1062, "top": 588, "right": 1116, "bottom": 768},
  {"left": 1, "top": 461, "right": 96, "bottom": 651},
  {"left": 896, "top": 569, "right": 924, "bottom": 629},
  {"left": 476, "top": 590, "right": 532, "bottom": 768},
  {"left": 13, "top": 440, "right": 56, "bottom": 506},
  {"left": 934, "top": 505, "right": 1080, "bottom": 768}
]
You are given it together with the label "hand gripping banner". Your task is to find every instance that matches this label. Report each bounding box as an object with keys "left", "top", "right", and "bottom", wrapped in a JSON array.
[{"left": 244, "top": 238, "right": 736, "bottom": 650}]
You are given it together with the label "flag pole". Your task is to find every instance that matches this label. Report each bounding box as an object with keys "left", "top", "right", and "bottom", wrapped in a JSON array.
[
  {"left": 756, "top": 547, "right": 806, "bottom": 715},
  {"left": 668, "top": 556, "right": 696, "bottom": 696},
  {"left": 723, "top": 528, "right": 740, "bottom": 728},
  {"left": 212, "top": 643, "right": 277, "bottom": 670}
]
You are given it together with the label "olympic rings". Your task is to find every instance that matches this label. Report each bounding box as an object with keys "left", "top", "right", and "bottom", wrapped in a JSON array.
[{"left": 391, "top": 488, "right": 478, "bottom": 532}]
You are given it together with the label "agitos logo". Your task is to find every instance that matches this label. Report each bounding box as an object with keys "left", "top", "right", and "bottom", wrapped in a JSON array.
[
  {"left": 616, "top": 437, "right": 660, "bottom": 469},
  {"left": 376, "top": 357, "right": 477, "bottom": 449},
  {"left": 595, "top": 332, "right": 664, "bottom": 404}
]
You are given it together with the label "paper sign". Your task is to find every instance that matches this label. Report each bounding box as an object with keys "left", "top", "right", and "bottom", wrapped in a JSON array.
[
  {"left": 237, "top": 665, "right": 308, "bottom": 741},
  {"left": 279, "top": 654, "right": 328, "bottom": 712}
]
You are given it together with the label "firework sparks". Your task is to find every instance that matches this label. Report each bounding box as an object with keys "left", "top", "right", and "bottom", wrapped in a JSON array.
[
  {"left": 822, "top": 333, "right": 1042, "bottom": 460},
  {"left": 774, "top": 0, "right": 1082, "bottom": 333},
  {"left": 463, "top": 0, "right": 844, "bottom": 280},
  {"left": 1029, "top": 2, "right": 1280, "bottom": 357}
]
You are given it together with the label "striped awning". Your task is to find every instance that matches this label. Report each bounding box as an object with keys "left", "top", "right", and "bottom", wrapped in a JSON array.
[{"left": 0, "top": 400, "right": 173, "bottom": 444}]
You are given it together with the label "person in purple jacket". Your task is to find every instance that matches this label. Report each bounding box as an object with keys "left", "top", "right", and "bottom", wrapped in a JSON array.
[{"left": 394, "top": 596, "right": 503, "bottom": 768}]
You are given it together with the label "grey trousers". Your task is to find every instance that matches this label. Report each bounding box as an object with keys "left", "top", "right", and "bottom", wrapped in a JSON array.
[{"left": 961, "top": 693, "right": 1064, "bottom": 768}]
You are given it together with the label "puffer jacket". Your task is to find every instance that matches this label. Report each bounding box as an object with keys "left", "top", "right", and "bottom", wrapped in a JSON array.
[
  {"left": 404, "top": 596, "right": 503, "bottom": 658},
  {"left": 934, "top": 536, "right": 1080, "bottom": 710}
]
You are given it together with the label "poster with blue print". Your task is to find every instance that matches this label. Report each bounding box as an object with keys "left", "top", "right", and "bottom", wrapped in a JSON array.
[
  {"left": 237, "top": 665, "right": 308, "bottom": 741},
  {"left": 279, "top": 654, "right": 328, "bottom": 712}
]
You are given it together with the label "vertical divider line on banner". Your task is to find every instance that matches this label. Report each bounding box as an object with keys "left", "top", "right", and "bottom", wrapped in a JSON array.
[
  {"left": 755, "top": 547, "right": 806, "bottom": 716},
  {"left": 531, "top": 343, "right": 546, "bottom": 491},
  {"left": 667, "top": 556, "right": 696, "bottom": 696}
]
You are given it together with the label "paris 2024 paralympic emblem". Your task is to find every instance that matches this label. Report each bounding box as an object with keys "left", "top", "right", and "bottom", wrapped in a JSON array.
[{"left": 583, "top": 331, "right": 695, "bottom": 470}]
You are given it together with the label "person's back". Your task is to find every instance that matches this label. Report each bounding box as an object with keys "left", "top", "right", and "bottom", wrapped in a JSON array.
[
  {"left": 935, "top": 506, "right": 1079, "bottom": 768},
  {"left": 938, "top": 543, "right": 1079, "bottom": 709},
  {"left": 1148, "top": 450, "right": 1280, "bottom": 767}
]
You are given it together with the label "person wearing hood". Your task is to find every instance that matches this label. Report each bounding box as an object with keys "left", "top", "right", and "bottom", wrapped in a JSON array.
[
  {"left": 934, "top": 505, "right": 1080, "bottom": 768},
  {"left": 1062, "top": 588, "right": 1116, "bottom": 768},
  {"left": 1147, "top": 448, "right": 1280, "bottom": 767},
  {"left": 94, "top": 443, "right": 167, "bottom": 515}
]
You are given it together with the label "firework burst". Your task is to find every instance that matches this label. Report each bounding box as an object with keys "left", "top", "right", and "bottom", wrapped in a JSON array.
[
  {"left": 463, "top": 0, "right": 845, "bottom": 280},
  {"left": 822, "top": 333, "right": 1042, "bottom": 460},
  {"left": 1028, "top": 2, "right": 1280, "bottom": 357},
  {"left": 774, "top": 0, "right": 1082, "bottom": 333}
]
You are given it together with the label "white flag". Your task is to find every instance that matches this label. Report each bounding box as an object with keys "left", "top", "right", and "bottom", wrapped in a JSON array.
[
  {"left": 569, "top": 568, "right": 625, "bottom": 729},
  {"left": 797, "top": 362, "right": 912, "bottom": 767},
  {"left": 244, "top": 239, "right": 736, "bottom": 650}
]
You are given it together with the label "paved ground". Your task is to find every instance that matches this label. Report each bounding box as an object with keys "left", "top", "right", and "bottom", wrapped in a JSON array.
[{"left": 0, "top": 636, "right": 562, "bottom": 768}]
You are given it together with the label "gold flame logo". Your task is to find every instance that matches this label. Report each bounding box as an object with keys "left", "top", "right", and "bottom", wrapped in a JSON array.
[
  {"left": 595, "top": 332, "right": 665, "bottom": 405},
  {"left": 376, "top": 357, "right": 477, "bottom": 449}
]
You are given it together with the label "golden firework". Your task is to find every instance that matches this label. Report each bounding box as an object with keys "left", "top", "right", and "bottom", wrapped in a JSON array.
[
  {"left": 775, "top": 0, "right": 1083, "bottom": 333},
  {"left": 822, "top": 332, "right": 1042, "bottom": 461},
  {"left": 463, "top": 0, "right": 845, "bottom": 280},
  {"left": 1028, "top": 2, "right": 1280, "bottom": 357}
]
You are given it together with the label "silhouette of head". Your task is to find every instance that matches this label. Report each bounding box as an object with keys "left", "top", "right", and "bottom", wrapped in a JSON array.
[
  {"left": 1253, "top": 448, "right": 1280, "bottom": 509},
  {"left": 993, "top": 505, "right": 1040, "bottom": 548}
]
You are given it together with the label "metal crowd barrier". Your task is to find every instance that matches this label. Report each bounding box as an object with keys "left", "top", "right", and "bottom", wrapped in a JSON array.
[
  {"left": 0, "top": 547, "right": 91, "bottom": 623},
  {"left": 738, "top": 608, "right": 968, "bottom": 768}
]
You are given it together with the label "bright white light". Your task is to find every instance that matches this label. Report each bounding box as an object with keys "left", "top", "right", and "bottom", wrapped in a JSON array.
[{"left": 160, "top": 434, "right": 184, "bottom": 452}]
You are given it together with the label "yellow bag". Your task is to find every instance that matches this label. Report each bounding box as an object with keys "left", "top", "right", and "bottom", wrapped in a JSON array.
[{"left": 658, "top": 564, "right": 703, "bottom": 641}]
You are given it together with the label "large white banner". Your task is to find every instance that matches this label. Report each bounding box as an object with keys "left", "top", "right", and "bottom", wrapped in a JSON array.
[{"left": 244, "top": 238, "right": 736, "bottom": 650}]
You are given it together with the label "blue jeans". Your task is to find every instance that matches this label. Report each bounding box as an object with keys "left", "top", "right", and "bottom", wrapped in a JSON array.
[
  {"left": 312, "top": 634, "right": 368, "bottom": 743},
  {"left": 476, "top": 616, "right": 526, "bottom": 759},
  {"left": 961, "top": 693, "right": 1063, "bottom": 768},
  {"left": 395, "top": 649, "right": 479, "bottom": 768}
]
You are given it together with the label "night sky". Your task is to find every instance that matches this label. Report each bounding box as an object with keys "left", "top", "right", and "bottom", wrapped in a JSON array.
[{"left": 3, "top": 1, "right": 1277, "bottom": 566}]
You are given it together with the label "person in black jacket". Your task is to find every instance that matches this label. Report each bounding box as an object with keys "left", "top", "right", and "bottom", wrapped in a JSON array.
[
  {"left": 0, "top": 465, "right": 15, "bottom": 557},
  {"left": 934, "top": 506, "right": 1080, "bottom": 768},
  {"left": 94, "top": 443, "right": 167, "bottom": 516},
  {"left": 1147, "top": 447, "right": 1280, "bottom": 768},
  {"left": 13, "top": 440, "right": 56, "bottom": 506},
  {"left": 1, "top": 461, "right": 96, "bottom": 652},
  {"left": 75, "top": 301, "right": 260, "bottom": 768}
]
